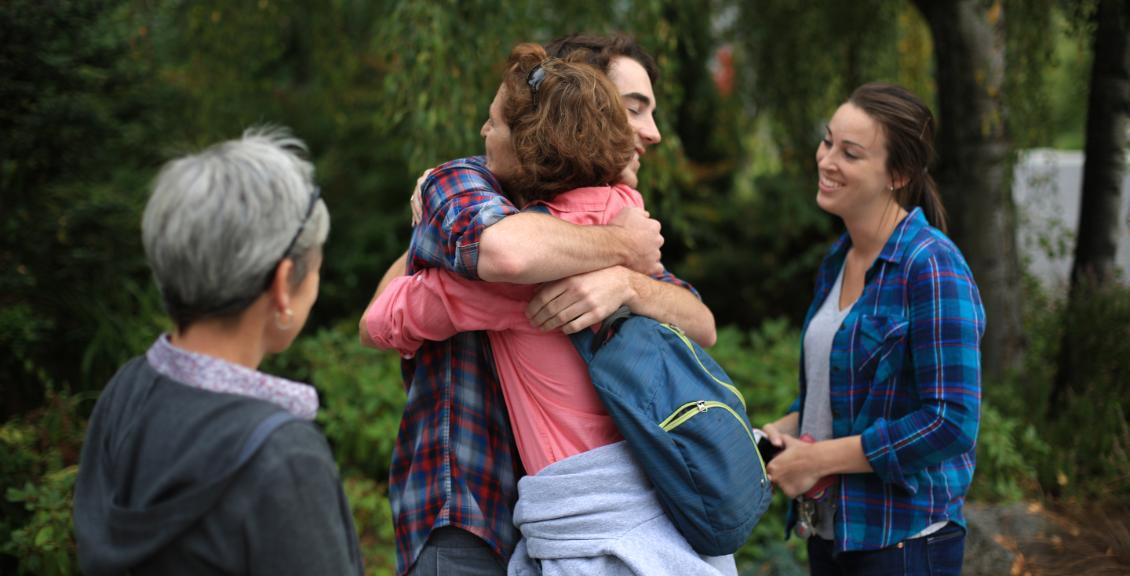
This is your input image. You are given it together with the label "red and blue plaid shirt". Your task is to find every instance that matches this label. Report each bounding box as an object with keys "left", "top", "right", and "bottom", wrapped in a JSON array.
[
  {"left": 390, "top": 156, "right": 700, "bottom": 574},
  {"left": 390, "top": 156, "right": 520, "bottom": 575},
  {"left": 791, "top": 208, "right": 985, "bottom": 552}
]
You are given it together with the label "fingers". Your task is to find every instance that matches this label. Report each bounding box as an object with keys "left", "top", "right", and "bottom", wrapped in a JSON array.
[
  {"left": 410, "top": 168, "right": 433, "bottom": 227},
  {"left": 532, "top": 296, "right": 595, "bottom": 332},
  {"left": 762, "top": 424, "right": 785, "bottom": 447},
  {"left": 527, "top": 277, "right": 620, "bottom": 332},
  {"left": 609, "top": 207, "right": 665, "bottom": 275},
  {"left": 527, "top": 281, "right": 568, "bottom": 328}
]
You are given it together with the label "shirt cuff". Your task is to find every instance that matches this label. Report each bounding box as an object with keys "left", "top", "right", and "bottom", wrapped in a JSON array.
[{"left": 860, "top": 418, "right": 918, "bottom": 494}]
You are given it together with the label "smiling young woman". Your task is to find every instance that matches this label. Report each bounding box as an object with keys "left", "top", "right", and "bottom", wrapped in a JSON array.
[{"left": 761, "top": 83, "right": 984, "bottom": 576}]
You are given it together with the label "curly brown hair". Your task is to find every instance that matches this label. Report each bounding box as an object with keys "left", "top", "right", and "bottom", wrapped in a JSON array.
[{"left": 498, "top": 43, "right": 636, "bottom": 204}]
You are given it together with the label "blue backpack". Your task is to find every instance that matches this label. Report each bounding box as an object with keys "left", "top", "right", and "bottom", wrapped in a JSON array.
[{"left": 571, "top": 307, "right": 772, "bottom": 556}]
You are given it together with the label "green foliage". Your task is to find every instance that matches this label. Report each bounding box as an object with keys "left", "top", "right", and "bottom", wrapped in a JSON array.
[
  {"left": 342, "top": 473, "right": 397, "bottom": 576},
  {"left": 0, "top": 0, "right": 1115, "bottom": 571},
  {"left": 1045, "top": 283, "right": 1130, "bottom": 500},
  {"left": 3, "top": 467, "right": 78, "bottom": 576},
  {"left": 0, "top": 0, "right": 175, "bottom": 415},
  {"left": 968, "top": 402, "right": 1049, "bottom": 502},
  {"left": 691, "top": 171, "right": 837, "bottom": 326},
  {"left": 0, "top": 389, "right": 89, "bottom": 574},
  {"left": 982, "top": 280, "right": 1130, "bottom": 503},
  {"left": 1003, "top": 0, "right": 1092, "bottom": 150}
]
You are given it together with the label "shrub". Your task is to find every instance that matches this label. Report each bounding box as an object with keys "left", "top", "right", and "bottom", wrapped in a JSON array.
[
  {"left": 3, "top": 467, "right": 78, "bottom": 576},
  {"left": 987, "top": 281, "right": 1130, "bottom": 502},
  {"left": 0, "top": 388, "right": 89, "bottom": 574},
  {"left": 968, "top": 402, "right": 1048, "bottom": 502},
  {"left": 342, "top": 473, "right": 397, "bottom": 576}
]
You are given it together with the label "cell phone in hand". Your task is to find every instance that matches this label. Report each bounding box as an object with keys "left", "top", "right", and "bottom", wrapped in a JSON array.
[{"left": 757, "top": 435, "right": 782, "bottom": 463}]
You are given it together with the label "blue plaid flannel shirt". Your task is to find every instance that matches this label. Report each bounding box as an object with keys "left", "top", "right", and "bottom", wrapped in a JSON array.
[{"left": 790, "top": 207, "right": 985, "bottom": 552}]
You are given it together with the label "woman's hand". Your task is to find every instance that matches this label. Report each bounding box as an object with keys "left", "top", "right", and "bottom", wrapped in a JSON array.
[
  {"left": 767, "top": 435, "right": 871, "bottom": 499},
  {"left": 766, "top": 436, "right": 824, "bottom": 499},
  {"left": 761, "top": 412, "right": 798, "bottom": 449}
]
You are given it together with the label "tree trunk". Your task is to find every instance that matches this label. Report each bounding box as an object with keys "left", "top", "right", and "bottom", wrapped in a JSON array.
[
  {"left": 912, "top": 0, "right": 1024, "bottom": 379},
  {"left": 1069, "top": 0, "right": 1130, "bottom": 288},
  {"left": 1051, "top": 0, "right": 1130, "bottom": 413}
]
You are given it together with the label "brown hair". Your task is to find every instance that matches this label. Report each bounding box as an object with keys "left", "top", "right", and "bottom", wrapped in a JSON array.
[
  {"left": 499, "top": 43, "right": 635, "bottom": 204},
  {"left": 544, "top": 33, "right": 659, "bottom": 84},
  {"left": 848, "top": 83, "right": 948, "bottom": 233}
]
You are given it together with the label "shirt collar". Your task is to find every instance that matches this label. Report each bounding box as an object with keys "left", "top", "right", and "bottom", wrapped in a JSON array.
[
  {"left": 146, "top": 334, "right": 318, "bottom": 420},
  {"left": 876, "top": 207, "right": 927, "bottom": 265},
  {"left": 828, "top": 206, "right": 928, "bottom": 266}
]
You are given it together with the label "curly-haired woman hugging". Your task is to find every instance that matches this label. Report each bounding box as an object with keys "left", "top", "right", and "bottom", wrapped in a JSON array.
[{"left": 362, "top": 43, "right": 733, "bottom": 576}]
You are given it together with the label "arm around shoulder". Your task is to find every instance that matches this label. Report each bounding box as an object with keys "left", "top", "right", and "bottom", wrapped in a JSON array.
[{"left": 477, "top": 207, "right": 664, "bottom": 283}]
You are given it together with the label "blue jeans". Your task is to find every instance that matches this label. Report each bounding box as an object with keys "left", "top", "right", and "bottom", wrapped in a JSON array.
[
  {"left": 408, "top": 527, "right": 506, "bottom": 576},
  {"left": 807, "top": 523, "right": 965, "bottom": 576}
]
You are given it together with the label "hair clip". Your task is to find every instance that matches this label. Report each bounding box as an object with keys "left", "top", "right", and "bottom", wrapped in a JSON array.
[{"left": 527, "top": 64, "right": 547, "bottom": 96}]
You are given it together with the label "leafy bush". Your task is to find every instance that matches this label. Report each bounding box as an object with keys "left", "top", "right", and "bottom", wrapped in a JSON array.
[
  {"left": 968, "top": 402, "right": 1048, "bottom": 502},
  {"left": 3, "top": 467, "right": 78, "bottom": 576},
  {"left": 0, "top": 389, "right": 89, "bottom": 574},
  {"left": 983, "top": 280, "right": 1130, "bottom": 502},
  {"left": 342, "top": 473, "right": 397, "bottom": 576}
]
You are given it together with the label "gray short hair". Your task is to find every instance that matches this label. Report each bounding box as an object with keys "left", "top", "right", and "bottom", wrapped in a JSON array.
[{"left": 142, "top": 126, "right": 330, "bottom": 328}]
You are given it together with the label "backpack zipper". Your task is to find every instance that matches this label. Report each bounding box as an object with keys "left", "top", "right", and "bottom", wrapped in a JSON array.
[
  {"left": 658, "top": 400, "right": 768, "bottom": 478},
  {"left": 660, "top": 324, "right": 747, "bottom": 410}
]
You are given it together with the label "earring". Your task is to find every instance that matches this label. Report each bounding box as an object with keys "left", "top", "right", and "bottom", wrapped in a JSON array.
[
  {"left": 888, "top": 184, "right": 895, "bottom": 192},
  {"left": 275, "top": 308, "right": 294, "bottom": 330}
]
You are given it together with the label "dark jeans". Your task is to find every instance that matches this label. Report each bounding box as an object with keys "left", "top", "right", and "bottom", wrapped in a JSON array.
[
  {"left": 408, "top": 526, "right": 506, "bottom": 576},
  {"left": 807, "top": 522, "right": 965, "bottom": 576}
]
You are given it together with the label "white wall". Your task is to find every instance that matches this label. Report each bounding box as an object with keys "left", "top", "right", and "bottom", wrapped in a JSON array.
[{"left": 1012, "top": 149, "right": 1130, "bottom": 293}]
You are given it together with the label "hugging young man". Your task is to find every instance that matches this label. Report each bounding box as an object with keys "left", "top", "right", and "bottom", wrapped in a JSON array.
[{"left": 365, "top": 34, "right": 714, "bottom": 576}]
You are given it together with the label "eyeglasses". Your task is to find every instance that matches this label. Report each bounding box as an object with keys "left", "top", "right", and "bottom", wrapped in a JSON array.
[
  {"left": 262, "top": 184, "right": 320, "bottom": 289},
  {"left": 278, "top": 184, "right": 321, "bottom": 263}
]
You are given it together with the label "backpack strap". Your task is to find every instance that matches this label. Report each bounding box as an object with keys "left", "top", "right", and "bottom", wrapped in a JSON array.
[
  {"left": 591, "top": 305, "right": 633, "bottom": 354},
  {"left": 237, "top": 411, "right": 298, "bottom": 466}
]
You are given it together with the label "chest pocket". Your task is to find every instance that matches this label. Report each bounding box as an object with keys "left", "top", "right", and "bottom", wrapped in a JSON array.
[{"left": 853, "top": 314, "right": 909, "bottom": 385}]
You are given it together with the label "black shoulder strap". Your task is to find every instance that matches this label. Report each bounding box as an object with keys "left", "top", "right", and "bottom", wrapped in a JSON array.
[{"left": 591, "top": 305, "right": 633, "bottom": 354}]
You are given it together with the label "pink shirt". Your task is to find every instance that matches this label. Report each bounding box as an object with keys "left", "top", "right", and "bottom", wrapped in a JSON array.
[{"left": 364, "top": 184, "right": 645, "bottom": 474}]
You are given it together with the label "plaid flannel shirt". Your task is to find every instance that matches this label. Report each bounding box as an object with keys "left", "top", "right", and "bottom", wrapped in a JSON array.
[
  {"left": 390, "top": 157, "right": 699, "bottom": 574},
  {"left": 390, "top": 156, "right": 519, "bottom": 575},
  {"left": 791, "top": 207, "right": 985, "bottom": 552}
]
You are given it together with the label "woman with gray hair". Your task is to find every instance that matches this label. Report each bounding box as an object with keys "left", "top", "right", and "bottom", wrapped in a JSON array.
[{"left": 74, "top": 128, "right": 362, "bottom": 575}]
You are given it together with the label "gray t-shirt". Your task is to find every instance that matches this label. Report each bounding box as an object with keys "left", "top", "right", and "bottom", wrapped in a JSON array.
[{"left": 801, "top": 263, "right": 852, "bottom": 539}]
